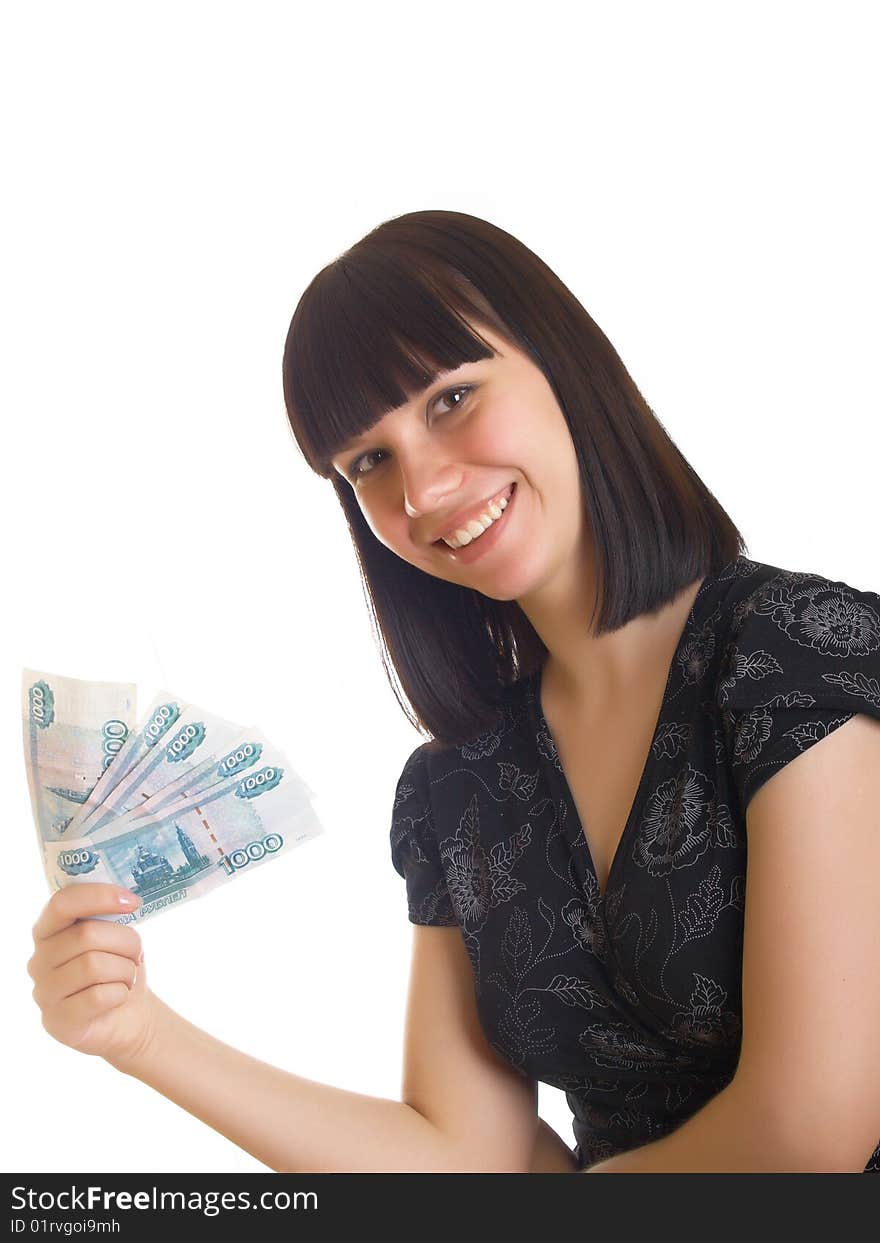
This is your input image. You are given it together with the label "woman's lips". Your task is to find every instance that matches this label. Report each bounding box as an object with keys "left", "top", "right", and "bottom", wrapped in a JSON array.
[
  {"left": 434, "top": 482, "right": 515, "bottom": 546},
  {"left": 435, "top": 482, "right": 517, "bottom": 564}
]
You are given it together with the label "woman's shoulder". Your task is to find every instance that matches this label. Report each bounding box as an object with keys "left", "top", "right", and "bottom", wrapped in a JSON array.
[
  {"left": 710, "top": 556, "right": 880, "bottom": 808},
  {"left": 697, "top": 554, "right": 878, "bottom": 661},
  {"left": 711, "top": 554, "right": 879, "bottom": 659}
]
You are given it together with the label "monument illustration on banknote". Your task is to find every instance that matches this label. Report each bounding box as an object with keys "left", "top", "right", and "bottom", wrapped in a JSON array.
[{"left": 22, "top": 667, "right": 324, "bottom": 925}]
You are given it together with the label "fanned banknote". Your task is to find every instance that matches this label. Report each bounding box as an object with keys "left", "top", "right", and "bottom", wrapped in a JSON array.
[
  {"left": 99, "top": 728, "right": 275, "bottom": 832},
  {"left": 65, "top": 690, "right": 192, "bottom": 837},
  {"left": 76, "top": 703, "right": 249, "bottom": 836},
  {"left": 22, "top": 669, "right": 139, "bottom": 844},
  {"left": 24, "top": 669, "right": 324, "bottom": 926}
]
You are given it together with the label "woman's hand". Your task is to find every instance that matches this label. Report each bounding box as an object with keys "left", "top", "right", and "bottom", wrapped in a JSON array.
[{"left": 27, "top": 882, "right": 158, "bottom": 1070}]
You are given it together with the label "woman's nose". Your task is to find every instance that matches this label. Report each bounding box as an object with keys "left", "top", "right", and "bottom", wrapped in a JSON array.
[{"left": 403, "top": 465, "right": 465, "bottom": 519}]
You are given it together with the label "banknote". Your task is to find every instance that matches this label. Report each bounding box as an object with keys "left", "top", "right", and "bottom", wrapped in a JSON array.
[
  {"left": 77, "top": 703, "right": 248, "bottom": 836},
  {"left": 22, "top": 669, "right": 138, "bottom": 844},
  {"left": 100, "top": 729, "right": 272, "bottom": 832},
  {"left": 43, "top": 736, "right": 323, "bottom": 925},
  {"left": 66, "top": 690, "right": 192, "bottom": 837}
]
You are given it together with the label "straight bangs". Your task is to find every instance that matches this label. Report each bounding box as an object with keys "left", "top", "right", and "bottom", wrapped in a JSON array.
[{"left": 282, "top": 253, "right": 515, "bottom": 478}]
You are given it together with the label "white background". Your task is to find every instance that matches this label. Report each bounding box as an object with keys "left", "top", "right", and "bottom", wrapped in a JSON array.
[{"left": 2, "top": 1, "right": 877, "bottom": 1173}]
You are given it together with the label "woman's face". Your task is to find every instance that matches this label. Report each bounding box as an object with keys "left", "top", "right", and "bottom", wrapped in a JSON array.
[{"left": 330, "top": 323, "right": 589, "bottom": 603}]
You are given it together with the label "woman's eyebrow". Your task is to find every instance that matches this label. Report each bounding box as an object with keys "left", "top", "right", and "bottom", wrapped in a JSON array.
[{"left": 334, "top": 364, "right": 470, "bottom": 455}]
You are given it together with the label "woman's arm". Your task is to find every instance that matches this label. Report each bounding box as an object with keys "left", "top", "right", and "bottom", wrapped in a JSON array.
[
  {"left": 118, "top": 996, "right": 580, "bottom": 1173},
  {"left": 528, "top": 1117, "right": 580, "bottom": 1172},
  {"left": 30, "top": 885, "right": 551, "bottom": 1173},
  {"left": 111, "top": 994, "right": 476, "bottom": 1173}
]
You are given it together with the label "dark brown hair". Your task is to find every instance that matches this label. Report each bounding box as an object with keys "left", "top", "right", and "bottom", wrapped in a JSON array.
[{"left": 282, "top": 210, "right": 746, "bottom": 749}]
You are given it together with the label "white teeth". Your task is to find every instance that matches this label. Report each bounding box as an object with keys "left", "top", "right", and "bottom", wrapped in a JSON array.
[{"left": 441, "top": 488, "right": 512, "bottom": 549}]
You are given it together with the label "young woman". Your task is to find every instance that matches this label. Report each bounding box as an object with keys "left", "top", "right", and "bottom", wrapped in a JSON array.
[{"left": 27, "top": 211, "right": 880, "bottom": 1173}]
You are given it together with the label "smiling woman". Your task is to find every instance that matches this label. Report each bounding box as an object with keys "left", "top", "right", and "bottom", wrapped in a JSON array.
[
  {"left": 282, "top": 209, "right": 745, "bottom": 748},
  {"left": 275, "top": 211, "right": 880, "bottom": 1175},
  {"left": 28, "top": 208, "right": 878, "bottom": 1175}
]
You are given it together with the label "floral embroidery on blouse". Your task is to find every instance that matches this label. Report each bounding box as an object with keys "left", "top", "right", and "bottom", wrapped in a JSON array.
[{"left": 390, "top": 555, "right": 880, "bottom": 1171}]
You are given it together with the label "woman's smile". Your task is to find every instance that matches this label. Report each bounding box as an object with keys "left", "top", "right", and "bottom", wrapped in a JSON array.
[{"left": 434, "top": 481, "right": 518, "bottom": 565}]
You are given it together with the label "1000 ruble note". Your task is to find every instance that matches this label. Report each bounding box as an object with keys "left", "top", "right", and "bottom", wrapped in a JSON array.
[
  {"left": 68, "top": 690, "right": 192, "bottom": 836},
  {"left": 42, "top": 737, "right": 323, "bottom": 925},
  {"left": 78, "top": 703, "right": 248, "bottom": 836},
  {"left": 101, "top": 728, "right": 276, "bottom": 832},
  {"left": 22, "top": 668, "right": 138, "bottom": 845}
]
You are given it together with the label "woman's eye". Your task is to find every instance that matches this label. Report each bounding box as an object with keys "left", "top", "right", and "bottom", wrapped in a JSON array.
[
  {"left": 348, "top": 449, "right": 383, "bottom": 481},
  {"left": 347, "top": 385, "right": 473, "bottom": 482},
  {"left": 432, "top": 384, "right": 473, "bottom": 417}
]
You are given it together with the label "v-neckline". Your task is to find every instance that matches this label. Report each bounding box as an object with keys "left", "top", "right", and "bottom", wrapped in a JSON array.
[{"left": 527, "top": 568, "right": 716, "bottom": 907}]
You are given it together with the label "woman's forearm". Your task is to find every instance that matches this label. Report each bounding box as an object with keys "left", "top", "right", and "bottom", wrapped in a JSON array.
[
  {"left": 528, "top": 1118, "right": 580, "bottom": 1172},
  {"left": 109, "top": 993, "right": 474, "bottom": 1173}
]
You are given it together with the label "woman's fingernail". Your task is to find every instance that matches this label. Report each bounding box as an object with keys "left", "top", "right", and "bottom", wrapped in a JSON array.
[{"left": 118, "top": 891, "right": 140, "bottom": 908}]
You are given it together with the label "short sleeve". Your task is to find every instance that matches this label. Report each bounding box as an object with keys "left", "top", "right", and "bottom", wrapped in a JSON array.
[
  {"left": 389, "top": 743, "right": 458, "bottom": 927},
  {"left": 716, "top": 568, "right": 880, "bottom": 813}
]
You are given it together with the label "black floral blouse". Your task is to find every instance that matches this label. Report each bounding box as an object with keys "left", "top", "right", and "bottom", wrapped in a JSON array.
[{"left": 389, "top": 555, "right": 880, "bottom": 1172}]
